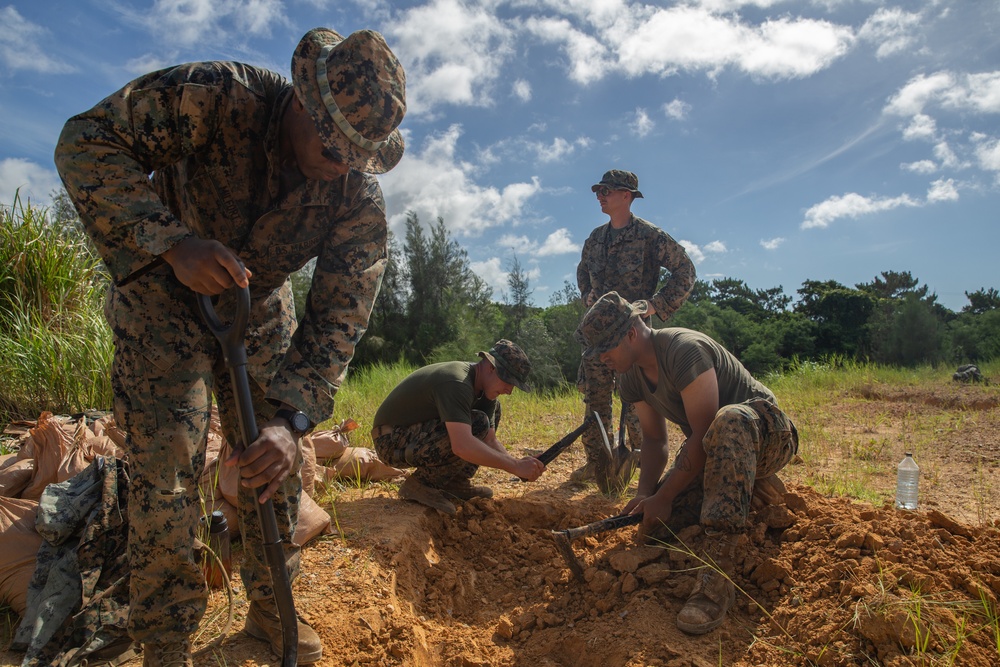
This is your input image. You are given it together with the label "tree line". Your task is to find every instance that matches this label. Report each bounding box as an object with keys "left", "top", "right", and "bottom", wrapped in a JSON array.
[{"left": 318, "top": 211, "right": 1000, "bottom": 389}]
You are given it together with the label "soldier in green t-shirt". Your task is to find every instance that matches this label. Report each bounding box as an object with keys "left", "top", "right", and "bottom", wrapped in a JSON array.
[
  {"left": 576, "top": 292, "right": 798, "bottom": 636},
  {"left": 372, "top": 340, "right": 545, "bottom": 515}
]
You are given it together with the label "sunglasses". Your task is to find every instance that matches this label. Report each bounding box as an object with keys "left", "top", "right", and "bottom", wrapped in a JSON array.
[{"left": 595, "top": 186, "right": 623, "bottom": 197}]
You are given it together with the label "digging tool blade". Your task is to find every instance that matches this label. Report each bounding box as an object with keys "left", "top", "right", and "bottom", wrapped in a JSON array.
[
  {"left": 514, "top": 415, "right": 594, "bottom": 481},
  {"left": 551, "top": 513, "right": 643, "bottom": 582},
  {"left": 592, "top": 411, "right": 615, "bottom": 493}
]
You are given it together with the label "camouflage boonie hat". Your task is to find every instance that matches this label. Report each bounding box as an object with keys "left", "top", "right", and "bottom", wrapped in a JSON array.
[
  {"left": 479, "top": 339, "right": 532, "bottom": 392},
  {"left": 292, "top": 27, "right": 406, "bottom": 174},
  {"left": 591, "top": 169, "right": 644, "bottom": 198},
  {"left": 575, "top": 291, "right": 649, "bottom": 356}
]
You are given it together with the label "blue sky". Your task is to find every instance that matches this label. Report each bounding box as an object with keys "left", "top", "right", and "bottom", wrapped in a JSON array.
[{"left": 2, "top": 0, "right": 998, "bottom": 311}]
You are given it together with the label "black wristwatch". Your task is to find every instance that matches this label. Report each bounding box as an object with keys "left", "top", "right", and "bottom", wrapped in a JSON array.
[{"left": 274, "top": 408, "right": 312, "bottom": 435}]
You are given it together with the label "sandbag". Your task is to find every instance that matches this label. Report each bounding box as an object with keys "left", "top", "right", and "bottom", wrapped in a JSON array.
[
  {"left": 321, "top": 447, "right": 405, "bottom": 484},
  {"left": 0, "top": 458, "right": 35, "bottom": 498},
  {"left": 20, "top": 413, "right": 71, "bottom": 501},
  {"left": 0, "top": 496, "right": 43, "bottom": 615}
]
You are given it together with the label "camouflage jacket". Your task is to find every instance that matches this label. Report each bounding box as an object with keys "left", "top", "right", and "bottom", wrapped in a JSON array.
[
  {"left": 54, "top": 62, "right": 389, "bottom": 422},
  {"left": 577, "top": 214, "right": 695, "bottom": 319}
]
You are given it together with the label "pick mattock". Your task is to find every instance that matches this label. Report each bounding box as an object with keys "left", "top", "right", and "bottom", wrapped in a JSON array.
[
  {"left": 514, "top": 413, "right": 595, "bottom": 481},
  {"left": 197, "top": 285, "right": 298, "bottom": 667},
  {"left": 551, "top": 513, "right": 643, "bottom": 582}
]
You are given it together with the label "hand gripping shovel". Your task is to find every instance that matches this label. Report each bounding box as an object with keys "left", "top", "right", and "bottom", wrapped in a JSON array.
[{"left": 197, "top": 285, "right": 298, "bottom": 666}]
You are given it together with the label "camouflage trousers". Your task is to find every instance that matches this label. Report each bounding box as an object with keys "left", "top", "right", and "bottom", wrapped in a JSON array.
[
  {"left": 372, "top": 410, "right": 492, "bottom": 486},
  {"left": 112, "top": 339, "right": 301, "bottom": 644},
  {"left": 662, "top": 398, "right": 798, "bottom": 534},
  {"left": 579, "top": 353, "right": 641, "bottom": 460}
]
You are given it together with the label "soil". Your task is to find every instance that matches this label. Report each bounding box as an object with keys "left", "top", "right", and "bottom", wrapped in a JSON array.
[{"left": 3, "top": 380, "right": 1000, "bottom": 666}]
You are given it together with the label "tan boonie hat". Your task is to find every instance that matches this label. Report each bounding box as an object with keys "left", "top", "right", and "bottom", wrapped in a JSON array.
[
  {"left": 591, "top": 169, "right": 644, "bottom": 198},
  {"left": 292, "top": 27, "right": 406, "bottom": 174},
  {"left": 479, "top": 339, "right": 532, "bottom": 392},
  {"left": 575, "top": 291, "right": 649, "bottom": 356}
]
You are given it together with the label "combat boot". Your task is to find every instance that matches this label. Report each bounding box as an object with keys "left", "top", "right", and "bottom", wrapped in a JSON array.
[
  {"left": 142, "top": 639, "right": 193, "bottom": 667},
  {"left": 676, "top": 531, "right": 737, "bottom": 634},
  {"left": 437, "top": 477, "right": 493, "bottom": 501},
  {"left": 569, "top": 460, "right": 595, "bottom": 483},
  {"left": 244, "top": 597, "right": 324, "bottom": 664},
  {"left": 398, "top": 475, "right": 456, "bottom": 515}
]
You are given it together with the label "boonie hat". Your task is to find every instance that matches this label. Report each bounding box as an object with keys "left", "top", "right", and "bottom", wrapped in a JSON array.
[
  {"left": 292, "top": 27, "right": 406, "bottom": 174},
  {"left": 591, "top": 169, "right": 643, "bottom": 198},
  {"left": 575, "top": 291, "right": 649, "bottom": 356},
  {"left": 479, "top": 339, "right": 532, "bottom": 392}
]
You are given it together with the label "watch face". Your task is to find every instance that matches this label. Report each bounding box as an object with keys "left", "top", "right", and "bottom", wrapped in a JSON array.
[{"left": 290, "top": 412, "right": 311, "bottom": 433}]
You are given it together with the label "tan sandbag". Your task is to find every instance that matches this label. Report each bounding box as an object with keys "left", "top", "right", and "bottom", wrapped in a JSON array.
[
  {"left": 0, "top": 459, "right": 35, "bottom": 498},
  {"left": 21, "top": 413, "right": 71, "bottom": 501},
  {"left": 307, "top": 426, "right": 352, "bottom": 461},
  {"left": 0, "top": 453, "right": 17, "bottom": 470},
  {"left": 292, "top": 491, "right": 332, "bottom": 547},
  {"left": 322, "top": 447, "right": 405, "bottom": 484},
  {"left": 0, "top": 496, "right": 43, "bottom": 615},
  {"left": 300, "top": 433, "right": 319, "bottom": 497}
]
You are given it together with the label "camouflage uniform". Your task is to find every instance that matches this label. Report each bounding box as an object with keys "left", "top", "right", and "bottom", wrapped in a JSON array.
[
  {"left": 54, "top": 61, "right": 388, "bottom": 644},
  {"left": 371, "top": 340, "right": 529, "bottom": 489},
  {"left": 576, "top": 170, "right": 695, "bottom": 467}
]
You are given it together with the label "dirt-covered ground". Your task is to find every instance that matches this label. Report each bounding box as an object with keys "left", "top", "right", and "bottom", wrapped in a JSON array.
[{"left": 3, "top": 381, "right": 999, "bottom": 666}]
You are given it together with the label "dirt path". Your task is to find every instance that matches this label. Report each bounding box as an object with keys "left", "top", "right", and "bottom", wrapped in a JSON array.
[{"left": 3, "top": 382, "right": 998, "bottom": 666}]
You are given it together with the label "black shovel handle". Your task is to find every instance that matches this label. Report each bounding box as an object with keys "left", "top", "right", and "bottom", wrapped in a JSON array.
[
  {"left": 554, "top": 512, "right": 643, "bottom": 542},
  {"left": 197, "top": 286, "right": 298, "bottom": 667}
]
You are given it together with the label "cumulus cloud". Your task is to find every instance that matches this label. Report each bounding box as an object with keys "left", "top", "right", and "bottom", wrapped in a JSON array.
[
  {"left": 704, "top": 240, "right": 727, "bottom": 253},
  {"left": 387, "top": 0, "right": 514, "bottom": 113},
  {"left": 901, "top": 114, "right": 937, "bottom": 141},
  {"left": 760, "top": 237, "right": 785, "bottom": 250},
  {"left": 663, "top": 99, "right": 691, "bottom": 121},
  {"left": 630, "top": 108, "right": 654, "bottom": 137},
  {"left": 678, "top": 240, "right": 705, "bottom": 264},
  {"left": 801, "top": 192, "right": 920, "bottom": 230},
  {"left": 885, "top": 70, "right": 1000, "bottom": 117},
  {"left": 858, "top": 7, "right": 923, "bottom": 59},
  {"left": 131, "top": 0, "right": 287, "bottom": 47},
  {"left": 926, "top": 178, "right": 959, "bottom": 203},
  {"left": 537, "top": 228, "right": 580, "bottom": 257},
  {"left": 512, "top": 79, "right": 532, "bottom": 102},
  {"left": 470, "top": 256, "right": 505, "bottom": 291},
  {"left": 974, "top": 136, "right": 1000, "bottom": 176},
  {"left": 0, "top": 7, "right": 75, "bottom": 73},
  {"left": 901, "top": 160, "right": 937, "bottom": 175},
  {"left": 0, "top": 159, "right": 61, "bottom": 206},
  {"left": 379, "top": 125, "right": 543, "bottom": 237}
]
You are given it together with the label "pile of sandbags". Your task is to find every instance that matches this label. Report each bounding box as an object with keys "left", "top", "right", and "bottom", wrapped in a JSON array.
[{"left": 0, "top": 410, "right": 403, "bottom": 617}]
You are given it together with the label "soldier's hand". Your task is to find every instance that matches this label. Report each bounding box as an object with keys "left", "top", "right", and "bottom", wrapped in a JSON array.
[
  {"left": 632, "top": 492, "right": 673, "bottom": 536},
  {"left": 162, "top": 236, "right": 251, "bottom": 295},
  {"left": 509, "top": 456, "right": 545, "bottom": 482},
  {"left": 224, "top": 420, "right": 297, "bottom": 504},
  {"left": 622, "top": 493, "right": 647, "bottom": 516}
]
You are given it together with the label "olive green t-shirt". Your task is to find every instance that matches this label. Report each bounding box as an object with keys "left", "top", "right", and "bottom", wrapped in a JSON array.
[
  {"left": 617, "top": 328, "right": 775, "bottom": 437},
  {"left": 372, "top": 361, "right": 498, "bottom": 428}
]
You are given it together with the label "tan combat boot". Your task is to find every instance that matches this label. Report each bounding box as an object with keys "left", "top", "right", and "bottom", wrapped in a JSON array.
[
  {"left": 676, "top": 532, "right": 737, "bottom": 634},
  {"left": 438, "top": 477, "right": 493, "bottom": 501},
  {"left": 142, "top": 639, "right": 193, "bottom": 667},
  {"left": 244, "top": 597, "right": 323, "bottom": 664},
  {"left": 569, "top": 460, "right": 596, "bottom": 483},
  {"left": 398, "top": 475, "right": 456, "bottom": 515}
]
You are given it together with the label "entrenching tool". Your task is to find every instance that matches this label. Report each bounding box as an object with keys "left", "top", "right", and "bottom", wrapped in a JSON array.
[
  {"left": 592, "top": 411, "right": 615, "bottom": 492},
  {"left": 197, "top": 285, "right": 298, "bottom": 667},
  {"left": 515, "top": 414, "right": 595, "bottom": 481},
  {"left": 551, "top": 513, "right": 643, "bottom": 582}
]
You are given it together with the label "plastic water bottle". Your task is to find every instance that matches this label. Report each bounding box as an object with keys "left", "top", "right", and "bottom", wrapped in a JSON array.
[{"left": 895, "top": 452, "right": 919, "bottom": 510}]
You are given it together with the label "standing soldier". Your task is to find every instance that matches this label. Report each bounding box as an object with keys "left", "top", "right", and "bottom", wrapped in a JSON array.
[
  {"left": 53, "top": 27, "right": 406, "bottom": 665},
  {"left": 576, "top": 170, "right": 695, "bottom": 494}
]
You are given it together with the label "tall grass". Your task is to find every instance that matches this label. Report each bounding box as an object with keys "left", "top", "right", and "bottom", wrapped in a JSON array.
[{"left": 0, "top": 192, "right": 113, "bottom": 422}]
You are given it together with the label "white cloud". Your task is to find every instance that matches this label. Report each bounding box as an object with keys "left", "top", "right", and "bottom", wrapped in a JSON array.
[
  {"left": 524, "top": 16, "right": 611, "bottom": 84},
  {"left": 387, "top": 0, "right": 514, "bottom": 113},
  {"left": 901, "top": 160, "right": 937, "bottom": 175},
  {"left": 885, "top": 70, "right": 1000, "bottom": 118},
  {"left": 630, "top": 108, "right": 654, "bottom": 137},
  {"left": 134, "top": 0, "right": 287, "bottom": 46},
  {"left": 704, "top": 240, "right": 727, "bottom": 253},
  {"left": 663, "top": 99, "right": 691, "bottom": 121},
  {"left": 496, "top": 234, "right": 535, "bottom": 255},
  {"left": 858, "top": 7, "right": 923, "bottom": 59},
  {"left": 0, "top": 159, "right": 61, "bottom": 206},
  {"left": 801, "top": 192, "right": 920, "bottom": 230},
  {"left": 760, "top": 237, "right": 784, "bottom": 250},
  {"left": 380, "top": 125, "right": 543, "bottom": 236},
  {"left": 926, "top": 178, "right": 959, "bottom": 203},
  {"left": 678, "top": 240, "right": 705, "bottom": 264},
  {"left": 537, "top": 228, "right": 580, "bottom": 257},
  {"left": 0, "top": 7, "right": 75, "bottom": 74},
  {"left": 933, "top": 141, "right": 962, "bottom": 169},
  {"left": 512, "top": 79, "right": 532, "bottom": 102},
  {"left": 974, "top": 136, "right": 1000, "bottom": 175},
  {"left": 901, "top": 114, "right": 936, "bottom": 142}
]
